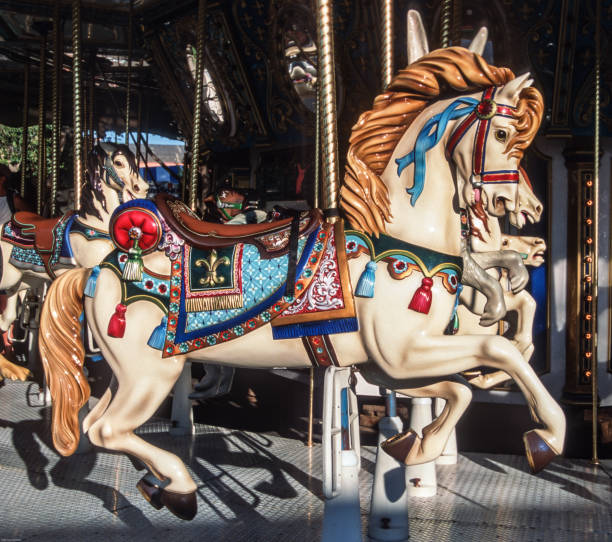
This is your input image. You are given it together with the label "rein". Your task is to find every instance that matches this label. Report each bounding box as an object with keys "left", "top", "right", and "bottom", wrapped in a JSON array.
[{"left": 395, "top": 86, "right": 518, "bottom": 205}]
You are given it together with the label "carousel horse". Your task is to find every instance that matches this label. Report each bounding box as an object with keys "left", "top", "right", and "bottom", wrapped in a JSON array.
[
  {"left": 0, "top": 143, "right": 147, "bottom": 381},
  {"left": 39, "top": 47, "right": 565, "bottom": 521},
  {"left": 0, "top": 143, "right": 148, "bottom": 330}
]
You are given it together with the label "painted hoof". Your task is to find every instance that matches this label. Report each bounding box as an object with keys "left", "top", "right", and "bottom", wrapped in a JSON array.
[
  {"left": 523, "top": 430, "right": 558, "bottom": 474},
  {"left": 380, "top": 429, "right": 418, "bottom": 464},
  {"left": 160, "top": 489, "right": 197, "bottom": 521},
  {"left": 136, "top": 478, "right": 164, "bottom": 510}
]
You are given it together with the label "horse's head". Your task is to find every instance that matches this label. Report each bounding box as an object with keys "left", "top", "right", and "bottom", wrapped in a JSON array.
[
  {"left": 95, "top": 142, "right": 149, "bottom": 201},
  {"left": 340, "top": 47, "right": 543, "bottom": 242},
  {"left": 509, "top": 167, "right": 543, "bottom": 228},
  {"left": 447, "top": 74, "right": 543, "bottom": 218},
  {"left": 500, "top": 235, "right": 546, "bottom": 267}
]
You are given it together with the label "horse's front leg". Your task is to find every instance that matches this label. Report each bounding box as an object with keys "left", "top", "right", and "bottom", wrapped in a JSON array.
[
  {"left": 471, "top": 249, "right": 529, "bottom": 293},
  {"left": 360, "top": 364, "right": 471, "bottom": 465},
  {"left": 375, "top": 333, "right": 565, "bottom": 473},
  {"left": 461, "top": 246, "right": 506, "bottom": 326}
]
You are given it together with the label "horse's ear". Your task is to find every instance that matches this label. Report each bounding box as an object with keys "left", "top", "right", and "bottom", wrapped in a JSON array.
[
  {"left": 407, "top": 10, "right": 429, "bottom": 64},
  {"left": 497, "top": 72, "right": 533, "bottom": 102},
  {"left": 468, "top": 27, "right": 488, "bottom": 56},
  {"left": 99, "top": 141, "right": 116, "bottom": 156}
]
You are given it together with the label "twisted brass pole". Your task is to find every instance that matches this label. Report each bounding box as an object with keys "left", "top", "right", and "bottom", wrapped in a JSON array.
[
  {"left": 381, "top": 0, "right": 393, "bottom": 89},
  {"left": 124, "top": 0, "right": 133, "bottom": 145},
  {"left": 72, "top": 0, "right": 83, "bottom": 209},
  {"left": 591, "top": 0, "right": 601, "bottom": 466},
  {"left": 37, "top": 34, "right": 47, "bottom": 215},
  {"left": 440, "top": 0, "right": 452, "bottom": 48},
  {"left": 316, "top": 0, "right": 339, "bottom": 218},
  {"left": 189, "top": 0, "right": 206, "bottom": 211},
  {"left": 50, "top": 2, "right": 61, "bottom": 216},
  {"left": 20, "top": 61, "right": 30, "bottom": 198},
  {"left": 314, "top": 86, "right": 320, "bottom": 209}
]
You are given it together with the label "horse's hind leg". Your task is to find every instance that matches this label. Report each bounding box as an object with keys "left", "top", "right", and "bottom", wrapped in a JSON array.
[{"left": 87, "top": 355, "right": 193, "bottom": 491}]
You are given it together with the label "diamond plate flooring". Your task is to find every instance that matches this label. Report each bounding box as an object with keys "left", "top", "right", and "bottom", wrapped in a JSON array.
[{"left": 0, "top": 381, "right": 610, "bottom": 542}]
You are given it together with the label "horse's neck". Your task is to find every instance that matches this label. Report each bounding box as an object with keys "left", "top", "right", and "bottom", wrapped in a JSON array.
[
  {"left": 77, "top": 184, "right": 121, "bottom": 232},
  {"left": 383, "top": 143, "right": 463, "bottom": 255}
]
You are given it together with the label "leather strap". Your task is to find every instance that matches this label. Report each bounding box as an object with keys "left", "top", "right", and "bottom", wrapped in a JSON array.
[{"left": 302, "top": 335, "right": 340, "bottom": 367}]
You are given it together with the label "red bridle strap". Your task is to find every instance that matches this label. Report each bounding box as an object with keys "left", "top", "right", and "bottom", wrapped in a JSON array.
[{"left": 446, "top": 87, "right": 518, "bottom": 184}]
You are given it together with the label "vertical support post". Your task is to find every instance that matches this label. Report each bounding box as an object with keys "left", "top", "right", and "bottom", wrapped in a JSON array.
[
  {"left": 189, "top": 0, "right": 206, "bottom": 211},
  {"left": 50, "top": 2, "right": 61, "bottom": 217},
  {"left": 37, "top": 34, "right": 47, "bottom": 215},
  {"left": 72, "top": 0, "right": 83, "bottom": 210},
  {"left": 381, "top": 0, "right": 393, "bottom": 89},
  {"left": 20, "top": 61, "right": 30, "bottom": 198},
  {"left": 316, "top": 0, "right": 340, "bottom": 219},
  {"left": 591, "top": 0, "right": 601, "bottom": 465},
  {"left": 440, "top": 0, "right": 452, "bottom": 48},
  {"left": 88, "top": 52, "right": 95, "bottom": 152},
  {"left": 124, "top": 0, "right": 133, "bottom": 145}
]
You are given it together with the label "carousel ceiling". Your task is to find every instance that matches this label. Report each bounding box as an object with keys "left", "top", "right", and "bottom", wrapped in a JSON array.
[{"left": 0, "top": 0, "right": 608, "bottom": 149}]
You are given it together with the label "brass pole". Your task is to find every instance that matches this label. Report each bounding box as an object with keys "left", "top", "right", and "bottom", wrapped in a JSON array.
[
  {"left": 20, "top": 61, "right": 30, "bottom": 198},
  {"left": 136, "top": 90, "right": 142, "bottom": 171},
  {"left": 314, "top": 86, "right": 320, "bottom": 209},
  {"left": 50, "top": 2, "right": 61, "bottom": 216},
  {"left": 307, "top": 367, "right": 314, "bottom": 447},
  {"left": 591, "top": 0, "right": 601, "bottom": 466},
  {"left": 440, "top": 0, "right": 452, "bottom": 48},
  {"left": 316, "top": 0, "right": 339, "bottom": 217},
  {"left": 72, "top": 0, "right": 83, "bottom": 209},
  {"left": 124, "top": 0, "right": 133, "bottom": 145},
  {"left": 37, "top": 34, "right": 47, "bottom": 215},
  {"left": 381, "top": 0, "right": 394, "bottom": 89},
  {"left": 89, "top": 71, "right": 95, "bottom": 151},
  {"left": 189, "top": 0, "right": 206, "bottom": 211}
]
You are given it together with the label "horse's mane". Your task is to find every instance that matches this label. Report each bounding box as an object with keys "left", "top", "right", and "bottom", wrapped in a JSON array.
[
  {"left": 340, "top": 47, "right": 543, "bottom": 236},
  {"left": 79, "top": 143, "right": 138, "bottom": 219}
]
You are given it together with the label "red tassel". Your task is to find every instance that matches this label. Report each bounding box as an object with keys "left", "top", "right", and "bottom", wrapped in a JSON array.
[
  {"left": 408, "top": 277, "right": 433, "bottom": 314},
  {"left": 108, "top": 303, "right": 127, "bottom": 338}
]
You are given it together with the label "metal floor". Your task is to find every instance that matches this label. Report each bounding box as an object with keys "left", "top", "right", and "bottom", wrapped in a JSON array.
[{"left": 1, "top": 380, "right": 611, "bottom": 542}]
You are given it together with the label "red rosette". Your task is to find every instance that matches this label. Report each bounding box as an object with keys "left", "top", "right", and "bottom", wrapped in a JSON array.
[{"left": 110, "top": 207, "right": 162, "bottom": 254}]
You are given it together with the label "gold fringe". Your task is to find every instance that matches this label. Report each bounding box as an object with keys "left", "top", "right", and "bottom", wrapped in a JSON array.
[{"left": 186, "top": 293, "right": 243, "bottom": 312}]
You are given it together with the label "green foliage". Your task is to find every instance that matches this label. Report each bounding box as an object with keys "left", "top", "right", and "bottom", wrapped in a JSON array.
[{"left": 0, "top": 124, "right": 54, "bottom": 177}]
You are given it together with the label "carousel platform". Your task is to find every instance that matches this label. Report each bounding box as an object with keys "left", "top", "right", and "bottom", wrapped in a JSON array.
[{"left": 0, "top": 380, "right": 610, "bottom": 542}]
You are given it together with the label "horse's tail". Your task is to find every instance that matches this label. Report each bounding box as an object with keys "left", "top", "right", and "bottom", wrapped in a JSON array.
[{"left": 39, "top": 267, "right": 90, "bottom": 456}]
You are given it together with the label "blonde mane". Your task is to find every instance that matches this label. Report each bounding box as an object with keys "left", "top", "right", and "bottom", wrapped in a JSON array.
[{"left": 340, "top": 47, "right": 543, "bottom": 236}]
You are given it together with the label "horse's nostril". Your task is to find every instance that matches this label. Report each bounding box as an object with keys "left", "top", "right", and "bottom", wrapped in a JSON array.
[{"left": 133, "top": 185, "right": 140, "bottom": 192}]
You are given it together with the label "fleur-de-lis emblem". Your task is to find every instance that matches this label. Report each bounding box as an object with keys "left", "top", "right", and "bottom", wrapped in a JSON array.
[{"left": 195, "top": 250, "right": 230, "bottom": 287}]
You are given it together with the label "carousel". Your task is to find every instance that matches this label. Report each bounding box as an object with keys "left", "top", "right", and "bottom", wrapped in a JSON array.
[{"left": 0, "top": 0, "right": 610, "bottom": 540}]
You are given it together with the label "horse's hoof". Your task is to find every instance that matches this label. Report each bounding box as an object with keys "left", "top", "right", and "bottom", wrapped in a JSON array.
[
  {"left": 136, "top": 478, "right": 164, "bottom": 510},
  {"left": 380, "top": 429, "right": 418, "bottom": 464},
  {"left": 160, "top": 489, "right": 197, "bottom": 521},
  {"left": 523, "top": 430, "right": 558, "bottom": 474}
]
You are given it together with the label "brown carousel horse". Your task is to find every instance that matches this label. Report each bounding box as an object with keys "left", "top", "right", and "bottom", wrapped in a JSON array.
[{"left": 39, "top": 47, "right": 565, "bottom": 520}]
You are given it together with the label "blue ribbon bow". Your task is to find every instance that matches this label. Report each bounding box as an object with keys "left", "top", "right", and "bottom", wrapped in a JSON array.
[{"left": 396, "top": 97, "right": 479, "bottom": 206}]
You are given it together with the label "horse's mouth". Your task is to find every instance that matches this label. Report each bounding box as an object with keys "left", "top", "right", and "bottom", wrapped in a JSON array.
[
  {"left": 532, "top": 250, "right": 545, "bottom": 261},
  {"left": 124, "top": 190, "right": 136, "bottom": 201},
  {"left": 521, "top": 211, "right": 535, "bottom": 224}
]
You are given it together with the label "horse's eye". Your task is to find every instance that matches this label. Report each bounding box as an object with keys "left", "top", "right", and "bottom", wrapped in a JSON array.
[
  {"left": 114, "top": 159, "right": 123, "bottom": 167},
  {"left": 495, "top": 129, "right": 508, "bottom": 142},
  {"left": 502, "top": 239, "right": 509, "bottom": 246}
]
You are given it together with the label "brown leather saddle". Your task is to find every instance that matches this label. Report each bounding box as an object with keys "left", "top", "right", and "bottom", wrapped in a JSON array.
[
  {"left": 155, "top": 194, "right": 322, "bottom": 258},
  {"left": 12, "top": 211, "right": 73, "bottom": 278}
]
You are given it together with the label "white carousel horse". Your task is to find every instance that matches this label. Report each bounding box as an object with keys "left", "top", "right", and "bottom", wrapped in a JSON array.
[
  {"left": 0, "top": 143, "right": 148, "bottom": 381},
  {"left": 39, "top": 47, "right": 565, "bottom": 521}
]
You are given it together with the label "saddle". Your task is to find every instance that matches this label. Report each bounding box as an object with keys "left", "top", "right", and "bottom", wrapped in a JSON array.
[
  {"left": 155, "top": 194, "right": 322, "bottom": 258},
  {"left": 12, "top": 211, "right": 74, "bottom": 278}
]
